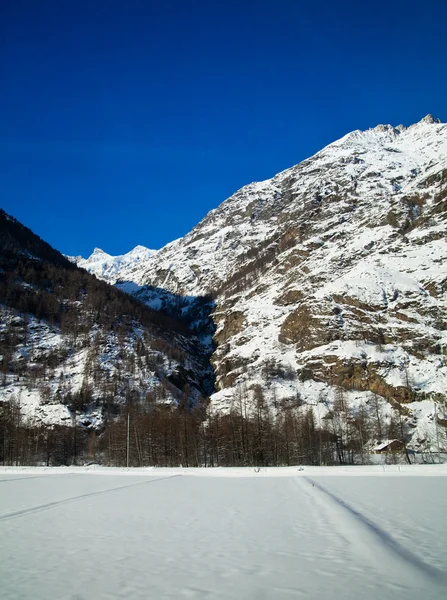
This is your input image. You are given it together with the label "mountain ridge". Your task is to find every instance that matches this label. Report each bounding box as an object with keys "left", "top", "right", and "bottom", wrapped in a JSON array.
[{"left": 69, "top": 244, "right": 157, "bottom": 284}]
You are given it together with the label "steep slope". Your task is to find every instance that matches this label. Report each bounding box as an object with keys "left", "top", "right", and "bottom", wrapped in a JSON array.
[
  {"left": 0, "top": 210, "right": 213, "bottom": 435},
  {"left": 82, "top": 115, "right": 447, "bottom": 453}
]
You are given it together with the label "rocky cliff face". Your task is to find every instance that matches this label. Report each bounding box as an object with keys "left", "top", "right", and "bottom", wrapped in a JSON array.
[{"left": 78, "top": 116, "right": 447, "bottom": 450}]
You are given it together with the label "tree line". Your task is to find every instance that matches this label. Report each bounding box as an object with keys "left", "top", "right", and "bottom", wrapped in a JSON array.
[{"left": 3, "top": 383, "right": 438, "bottom": 467}]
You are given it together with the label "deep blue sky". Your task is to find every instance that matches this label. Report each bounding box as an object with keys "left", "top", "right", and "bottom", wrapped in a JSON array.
[{"left": 1, "top": 0, "right": 446, "bottom": 257}]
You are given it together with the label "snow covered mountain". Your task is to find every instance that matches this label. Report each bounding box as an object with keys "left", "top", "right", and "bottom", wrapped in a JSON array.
[
  {"left": 69, "top": 245, "right": 156, "bottom": 284},
  {"left": 79, "top": 115, "right": 447, "bottom": 452},
  {"left": 3, "top": 115, "right": 446, "bottom": 464},
  {"left": 0, "top": 211, "right": 213, "bottom": 437}
]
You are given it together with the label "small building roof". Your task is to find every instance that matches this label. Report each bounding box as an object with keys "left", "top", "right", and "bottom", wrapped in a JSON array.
[{"left": 373, "top": 439, "right": 402, "bottom": 451}]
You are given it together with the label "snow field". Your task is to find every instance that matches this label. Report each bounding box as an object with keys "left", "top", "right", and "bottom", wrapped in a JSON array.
[{"left": 0, "top": 468, "right": 446, "bottom": 599}]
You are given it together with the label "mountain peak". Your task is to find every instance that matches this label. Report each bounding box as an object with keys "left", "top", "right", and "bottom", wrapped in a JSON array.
[
  {"left": 419, "top": 113, "right": 441, "bottom": 124},
  {"left": 90, "top": 247, "right": 110, "bottom": 258},
  {"left": 128, "top": 245, "right": 156, "bottom": 256},
  {"left": 372, "top": 123, "right": 396, "bottom": 133}
]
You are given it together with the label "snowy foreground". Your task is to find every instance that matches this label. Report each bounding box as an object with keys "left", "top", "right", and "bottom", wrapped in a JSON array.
[{"left": 1, "top": 466, "right": 446, "bottom": 599}]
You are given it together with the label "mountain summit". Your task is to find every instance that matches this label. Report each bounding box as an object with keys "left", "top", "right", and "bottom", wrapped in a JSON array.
[{"left": 70, "top": 244, "right": 156, "bottom": 283}]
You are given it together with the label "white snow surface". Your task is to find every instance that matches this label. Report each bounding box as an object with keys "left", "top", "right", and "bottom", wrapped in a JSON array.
[{"left": 0, "top": 466, "right": 446, "bottom": 600}]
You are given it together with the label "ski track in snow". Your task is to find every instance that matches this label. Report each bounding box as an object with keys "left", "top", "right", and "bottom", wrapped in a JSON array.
[
  {"left": 0, "top": 474, "right": 51, "bottom": 484},
  {"left": 0, "top": 475, "right": 179, "bottom": 522},
  {"left": 300, "top": 476, "right": 444, "bottom": 584}
]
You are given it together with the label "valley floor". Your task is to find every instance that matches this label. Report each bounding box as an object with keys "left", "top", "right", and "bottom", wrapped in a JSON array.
[{"left": 0, "top": 466, "right": 446, "bottom": 599}]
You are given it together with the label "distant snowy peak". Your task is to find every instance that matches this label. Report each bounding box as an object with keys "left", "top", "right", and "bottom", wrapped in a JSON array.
[
  {"left": 417, "top": 113, "right": 441, "bottom": 124},
  {"left": 372, "top": 114, "right": 441, "bottom": 131},
  {"left": 90, "top": 247, "right": 112, "bottom": 259},
  {"left": 369, "top": 114, "right": 442, "bottom": 134},
  {"left": 70, "top": 245, "right": 157, "bottom": 284},
  {"left": 125, "top": 245, "right": 156, "bottom": 259},
  {"left": 328, "top": 115, "right": 445, "bottom": 153}
]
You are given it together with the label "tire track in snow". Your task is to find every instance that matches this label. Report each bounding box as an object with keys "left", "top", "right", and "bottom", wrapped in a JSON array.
[
  {"left": 0, "top": 473, "right": 72, "bottom": 484},
  {"left": 301, "top": 476, "right": 445, "bottom": 585},
  {"left": 0, "top": 475, "right": 48, "bottom": 484},
  {"left": 0, "top": 475, "right": 180, "bottom": 522}
]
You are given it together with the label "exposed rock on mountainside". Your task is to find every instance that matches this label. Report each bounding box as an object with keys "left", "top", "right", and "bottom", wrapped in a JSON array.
[{"left": 77, "top": 116, "right": 447, "bottom": 451}]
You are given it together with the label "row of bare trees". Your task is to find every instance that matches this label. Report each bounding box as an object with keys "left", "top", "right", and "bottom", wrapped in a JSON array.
[
  {"left": 3, "top": 381, "right": 445, "bottom": 467},
  {"left": 100, "top": 385, "right": 446, "bottom": 467},
  {"left": 0, "top": 399, "right": 90, "bottom": 466}
]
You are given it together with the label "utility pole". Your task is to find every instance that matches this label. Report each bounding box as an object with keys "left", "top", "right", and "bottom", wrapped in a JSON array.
[
  {"left": 434, "top": 402, "right": 441, "bottom": 464},
  {"left": 126, "top": 413, "right": 130, "bottom": 468}
]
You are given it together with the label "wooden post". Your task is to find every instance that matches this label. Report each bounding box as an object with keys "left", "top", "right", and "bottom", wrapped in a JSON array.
[{"left": 126, "top": 413, "right": 130, "bottom": 468}]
